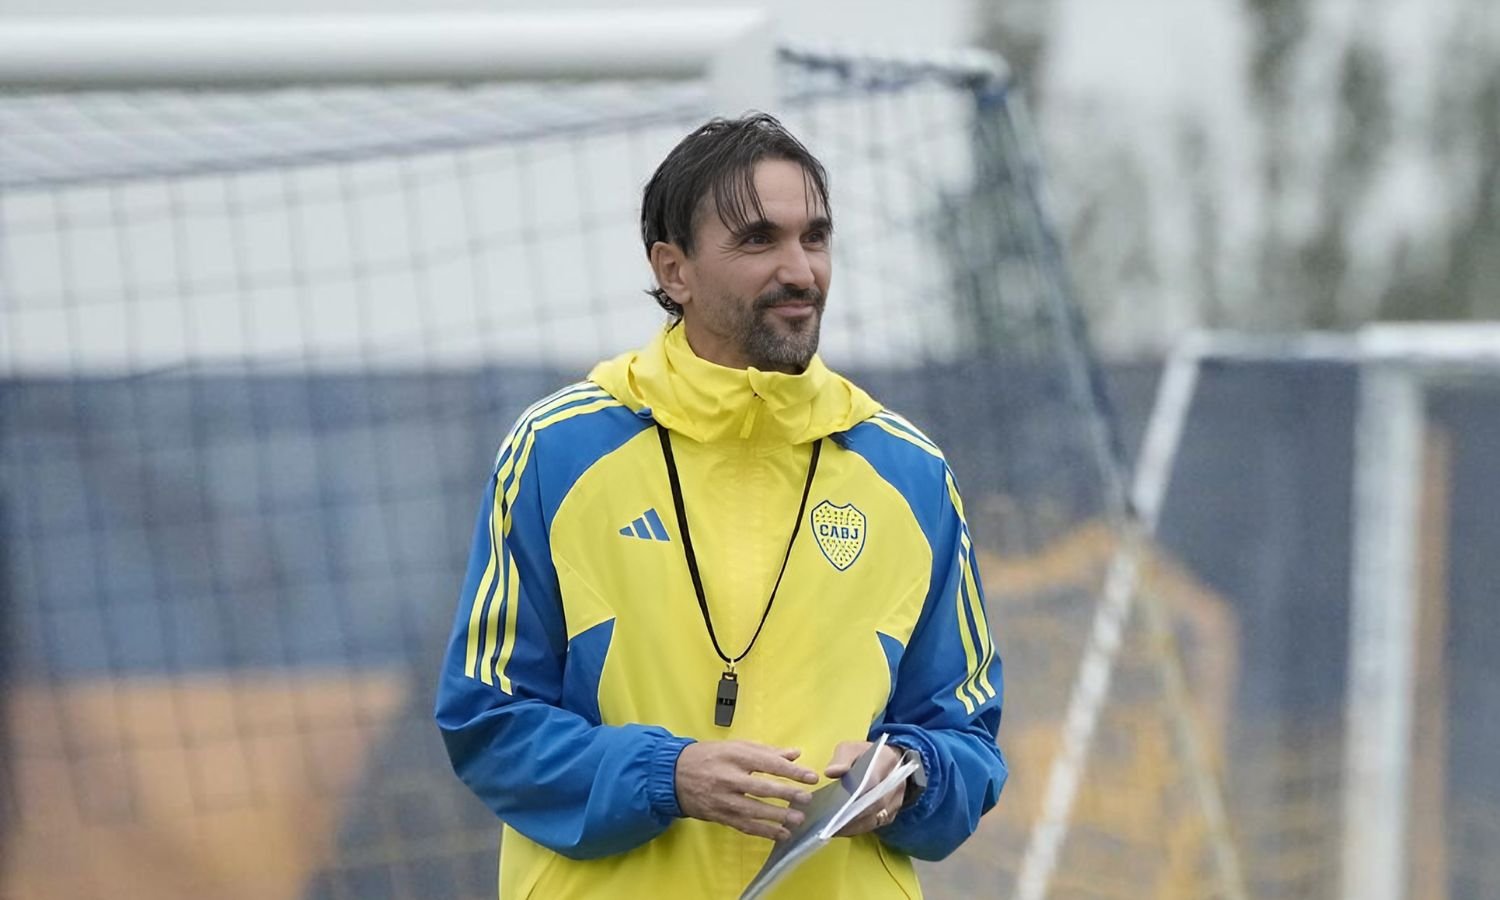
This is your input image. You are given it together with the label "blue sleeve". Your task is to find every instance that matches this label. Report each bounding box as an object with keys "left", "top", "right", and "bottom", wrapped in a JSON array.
[
  {"left": 871, "top": 470, "right": 1007, "bottom": 861},
  {"left": 434, "top": 446, "right": 694, "bottom": 860}
]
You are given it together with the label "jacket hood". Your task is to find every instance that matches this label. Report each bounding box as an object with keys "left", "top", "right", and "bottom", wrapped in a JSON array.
[{"left": 588, "top": 324, "right": 881, "bottom": 446}]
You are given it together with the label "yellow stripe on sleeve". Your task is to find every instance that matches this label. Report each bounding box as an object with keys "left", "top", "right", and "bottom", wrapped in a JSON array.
[
  {"left": 491, "top": 383, "right": 597, "bottom": 467},
  {"left": 462, "top": 496, "right": 501, "bottom": 682},
  {"left": 462, "top": 382, "right": 605, "bottom": 687},
  {"left": 946, "top": 470, "right": 995, "bottom": 707},
  {"left": 945, "top": 471, "right": 969, "bottom": 521},
  {"left": 495, "top": 540, "right": 522, "bottom": 693},
  {"left": 868, "top": 416, "right": 944, "bottom": 459},
  {"left": 495, "top": 386, "right": 607, "bottom": 488},
  {"left": 959, "top": 531, "right": 998, "bottom": 702},
  {"left": 952, "top": 558, "right": 983, "bottom": 714},
  {"left": 867, "top": 412, "right": 995, "bottom": 712},
  {"left": 875, "top": 411, "right": 943, "bottom": 455},
  {"left": 479, "top": 496, "right": 508, "bottom": 687},
  {"left": 486, "top": 394, "right": 623, "bottom": 691},
  {"left": 501, "top": 397, "right": 621, "bottom": 531}
]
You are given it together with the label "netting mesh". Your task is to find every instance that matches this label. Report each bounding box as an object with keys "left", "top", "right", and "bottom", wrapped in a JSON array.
[
  {"left": 1418, "top": 378, "right": 1500, "bottom": 900},
  {"left": 0, "top": 50, "right": 1242, "bottom": 899}
]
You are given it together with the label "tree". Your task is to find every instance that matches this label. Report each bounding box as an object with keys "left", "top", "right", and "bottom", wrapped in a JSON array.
[{"left": 975, "top": 0, "right": 1500, "bottom": 351}]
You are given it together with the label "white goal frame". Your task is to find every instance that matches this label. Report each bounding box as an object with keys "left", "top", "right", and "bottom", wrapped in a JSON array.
[
  {"left": 1341, "top": 324, "right": 1500, "bottom": 900},
  {"left": 1091, "top": 324, "right": 1500, "bottom": 900},
  {"left": 0, "top": 11, "right": 778, "bottom": 114}
]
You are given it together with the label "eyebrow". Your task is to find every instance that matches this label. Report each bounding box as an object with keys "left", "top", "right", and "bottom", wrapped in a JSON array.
[{"left": 730, "top": 215, "right": 834, "bottom": 238}]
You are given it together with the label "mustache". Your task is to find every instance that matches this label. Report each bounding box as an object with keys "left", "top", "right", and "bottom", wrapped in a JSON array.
[{"left": 754, "top": 286, "right": 824, "bottom": 311}]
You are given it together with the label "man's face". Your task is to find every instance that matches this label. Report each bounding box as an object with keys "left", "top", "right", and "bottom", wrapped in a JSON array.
[{"left": 675, "top": 159, "right": 832, "bottom": 374}]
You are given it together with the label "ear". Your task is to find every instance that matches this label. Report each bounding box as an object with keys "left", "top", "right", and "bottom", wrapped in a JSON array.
[{"left": 649, "top": 241, "right": 693, "bottom": 308}]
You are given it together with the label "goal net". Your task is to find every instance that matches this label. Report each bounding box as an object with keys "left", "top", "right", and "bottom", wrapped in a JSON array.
[{"left": 1, "top": 14, "right": 1240, "bottom": 900}]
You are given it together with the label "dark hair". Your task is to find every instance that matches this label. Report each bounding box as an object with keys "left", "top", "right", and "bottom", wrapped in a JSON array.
[{"left": 641, "top": 113, "right": 831, "bottom": 318}]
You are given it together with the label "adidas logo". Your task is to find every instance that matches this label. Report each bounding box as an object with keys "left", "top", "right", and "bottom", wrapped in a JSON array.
[{"left": 618, "top": 507, "right": 671, "bottom": 542}]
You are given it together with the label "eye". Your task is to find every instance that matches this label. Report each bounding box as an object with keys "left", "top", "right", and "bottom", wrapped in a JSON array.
[
  {"left": 741, "top": 232, "right": 771, "bottom": 246},
  {"left": 804, "top": 229, "right": 829, "bottom": 246}
]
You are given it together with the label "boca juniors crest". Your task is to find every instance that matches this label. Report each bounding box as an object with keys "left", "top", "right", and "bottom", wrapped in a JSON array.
[{"left": 810, "top": 500, "right": 867, "bottom": 571}]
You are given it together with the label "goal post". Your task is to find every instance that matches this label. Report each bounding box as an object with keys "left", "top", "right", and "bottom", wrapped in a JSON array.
[
  {"left": 1013, "top": 328, "right": 1248, "bottom": 900},
  {"left": 0, "top": 12, "right": 777, "bottom": 112},
  {"left": 1343, "top": 324, "right": 1500, "bottom": 900},
  {"left": 1107, "top": 324, "right": 1500, "bottom": 900}
]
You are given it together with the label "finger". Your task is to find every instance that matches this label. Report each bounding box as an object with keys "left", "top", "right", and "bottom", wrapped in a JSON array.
[
  {"left": 734, "top": 817, "right": 793, "bottom": 842},
  {"left": 835, "top": 812, "right": 874, "bottom": 837},
  {"left": 708, "top": 803, "right": 791, "bottom": 841},
  {"left": 843, "top": 796, "right": 897, "bottom": 836},
  {"left": 722, "top": 793, "right": 804, "bottom": 825},
  {"left": 687, "top": 789, "right": 804, "bottom": 828},
  {"left": 745, "top": 752, "right": 819, "bottom": 785},
  {"left": 736, "top": 775, "right": 814, "bottom": 807},
  {"left": 721, "top": 795, "right": 804, "bottom": 838},
  {"left": 830, "top": 743, "right": 902, "bottom": 780},
  {"left": 823, "top": 741, "right": 868, "bottom": 778},
  {"left": 837, "top": 801, "right": 898, "bottom": 838},
  {"left": 835, "top": 809, "right": 876, "bottom": 837},
  {"left": 835, "top": 785, "right": 903, "bottom": 837},
  {"left": 869, "top": 748, "right": 897, "bottom": 778},
  {"left": 724, "top": 743, "right": 815, "bottom": 779}
]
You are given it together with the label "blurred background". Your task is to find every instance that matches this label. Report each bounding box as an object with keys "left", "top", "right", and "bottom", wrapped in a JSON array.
[{"left": 2, "top": 1, "right": 1497, "bottom": 899}]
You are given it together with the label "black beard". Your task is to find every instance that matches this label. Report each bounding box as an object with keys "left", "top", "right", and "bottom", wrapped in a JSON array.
[{"left": 741, "top": 287, "right": 825, "bottom": 373}]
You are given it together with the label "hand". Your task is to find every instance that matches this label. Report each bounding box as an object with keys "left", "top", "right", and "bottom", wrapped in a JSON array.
[
  {"left": 823, "top": 741, "right": 906, "bottom": 837},
  {"left": 675, "top": 741, "right": 819, "bottom": 841}
]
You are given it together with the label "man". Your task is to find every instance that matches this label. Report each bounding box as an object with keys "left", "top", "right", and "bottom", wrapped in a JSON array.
[{"left": 436, "top": 113, "right": 1006, "bottom": 899}]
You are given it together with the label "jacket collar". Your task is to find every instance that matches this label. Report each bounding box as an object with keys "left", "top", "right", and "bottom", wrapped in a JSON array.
[{"left": 588, "top": 324, "right": 880, "bottom": 447}]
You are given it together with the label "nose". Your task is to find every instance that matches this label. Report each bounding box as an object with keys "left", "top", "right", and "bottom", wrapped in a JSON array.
[{"left": 776, "top": 244, "right": 816, "bottom": 291}]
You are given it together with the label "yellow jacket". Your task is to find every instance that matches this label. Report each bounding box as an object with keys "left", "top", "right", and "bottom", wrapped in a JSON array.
[{"left": 436, "top": 325, "right": 1006, "bottom": 898}]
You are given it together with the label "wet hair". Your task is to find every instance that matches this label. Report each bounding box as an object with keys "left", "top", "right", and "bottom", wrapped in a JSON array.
[{"left": 641, "top": 113, "right": 831, "bottom": 319}]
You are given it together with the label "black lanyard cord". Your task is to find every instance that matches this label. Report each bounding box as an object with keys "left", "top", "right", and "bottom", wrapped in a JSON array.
[{"left": 656, "top": 424, "right": 821, "bottom": 668}]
